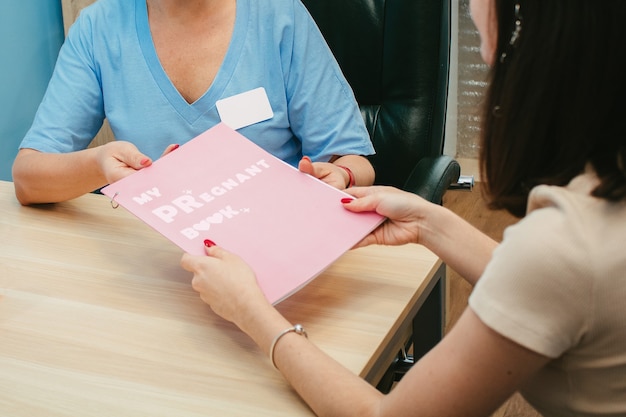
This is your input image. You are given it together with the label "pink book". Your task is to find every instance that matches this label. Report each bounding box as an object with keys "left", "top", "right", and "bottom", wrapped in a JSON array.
[{"left": 101, "top": 123, "right": 384, "bottom": 304}]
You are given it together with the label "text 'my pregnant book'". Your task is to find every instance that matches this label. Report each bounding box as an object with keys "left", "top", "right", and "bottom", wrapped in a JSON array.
[{"left": 101, "top": 123, "right": 384, "bottom": 304}]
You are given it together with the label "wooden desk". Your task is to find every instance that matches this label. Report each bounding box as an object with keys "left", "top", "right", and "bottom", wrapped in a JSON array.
[{"left": 0, "top": 180, "right": 442, "bottom": 416}]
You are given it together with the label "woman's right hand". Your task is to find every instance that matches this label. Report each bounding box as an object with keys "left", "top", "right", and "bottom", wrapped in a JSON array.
[
  {"left": 343, "top": 185, "right": 499, "bottom": 286},
  {"left": 341, "top": 186, "right": 437, "bottom": 248},
  {"left": 96, "top": 141, "right": 153, "bottom": 184},
  {"left": 97, "top": 142, "right": 181, "bottom": 184}
]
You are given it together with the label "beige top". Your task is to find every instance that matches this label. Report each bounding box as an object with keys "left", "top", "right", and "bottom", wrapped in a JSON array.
[{"left": 470, "top": 171, "right": 626, "bottom": 416}]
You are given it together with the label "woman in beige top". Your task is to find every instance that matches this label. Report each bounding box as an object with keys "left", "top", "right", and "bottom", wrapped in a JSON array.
[{"left": 181, "top": 0, "right": 626, "bottom": 415}]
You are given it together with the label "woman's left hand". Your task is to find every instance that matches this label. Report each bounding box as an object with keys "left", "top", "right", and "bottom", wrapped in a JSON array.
[{"left": 298, "top": 156, "right": 349, "bottom": 189}]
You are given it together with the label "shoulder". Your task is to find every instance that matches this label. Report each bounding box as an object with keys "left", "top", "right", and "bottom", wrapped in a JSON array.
[
  {"left": 524, "top": 172, "right": 625, "bottom": 258},
  {"left": 251, "top": 0, "right": 303, "bottom": 11},
  {"left": 64, "top": 0, "right": 137, "bottom": 63},
  {"left": 496, "top": 178, "right": 603, "bottom": 279},
  {"left": 68, "top": 0, "right": 133, "bottom": 34},
  {"left": 470, "top": 173, "right": 626, "bottom": 357},
  {"left": 499, "top": 172, "right": 626, "bottom": 292},
  {"left": 491, "top": 192, "right": 596, "bottom": 302},
  {"left": 469, "top": 178, "right": 614, "bottom": 357},
  {"left": 246, "top": 0, "right": 314, "bottom": 24}
]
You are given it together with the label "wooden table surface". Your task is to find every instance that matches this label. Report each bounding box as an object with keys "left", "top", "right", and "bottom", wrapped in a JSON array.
[{"left": 0, "top": 180, "right": 441, "bottom": 416}]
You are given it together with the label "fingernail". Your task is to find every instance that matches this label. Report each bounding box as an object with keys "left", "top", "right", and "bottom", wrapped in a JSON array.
[
  {"left": 172, "top": 144, "right": 180, "bottom": 151},
  {"left": 140, "top": 158, "right": 150, "bottom": 166},
  {"left": 302, "top": 156, "right": 311, "bottom": 162},
  {"left": 341, "top": 197, "right": 354, "bottom": 204},
  {"left": 204, "top": 239, "right": 216, "bottom": 247}
]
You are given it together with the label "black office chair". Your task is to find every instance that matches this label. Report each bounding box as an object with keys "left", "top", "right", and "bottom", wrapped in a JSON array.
[
  {"left": 301, "top": 0, "right": 459, "bottom": 392},
  {"left": 302, "top": 0, "right": 459, "bottom": 202}
]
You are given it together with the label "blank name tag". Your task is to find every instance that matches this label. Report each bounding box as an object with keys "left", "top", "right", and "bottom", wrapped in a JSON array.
[{"left": 216, "top": 87, "right": 274, "bottom": 130}]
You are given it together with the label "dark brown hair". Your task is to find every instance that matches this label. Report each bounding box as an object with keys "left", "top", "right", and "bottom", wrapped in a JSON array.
[{"left": 480, "top": 0, "right": 626, "bottom": 217}]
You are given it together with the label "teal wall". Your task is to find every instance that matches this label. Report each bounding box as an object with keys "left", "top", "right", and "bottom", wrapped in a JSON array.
[{"left": 0, "top": 1, "right": 64, "bottom": 181}]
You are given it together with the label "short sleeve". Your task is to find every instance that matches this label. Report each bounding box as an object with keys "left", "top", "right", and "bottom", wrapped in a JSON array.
[
  {"left": 469, "top": 206, "right": 593, "bottom": 358},
  {"left": 281, "top": 0, "right": 374, "bottom": 161},
  {"left": 19, "top": 5, "right": 107, "bottom": 153}
]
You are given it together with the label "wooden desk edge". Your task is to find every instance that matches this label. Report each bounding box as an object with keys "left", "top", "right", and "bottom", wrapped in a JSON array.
[{"left": 361, "top": 259, "right": 444, "bottom": 384}]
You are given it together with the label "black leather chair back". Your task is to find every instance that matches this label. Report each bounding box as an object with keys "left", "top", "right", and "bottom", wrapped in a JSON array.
[{"left": 302, "top": 0, "right": 456, "bottom": 192}]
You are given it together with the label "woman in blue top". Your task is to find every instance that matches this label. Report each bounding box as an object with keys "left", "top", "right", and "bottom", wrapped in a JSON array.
[{"left": 12, "top": 0, "right": 375, "bottom": 205}]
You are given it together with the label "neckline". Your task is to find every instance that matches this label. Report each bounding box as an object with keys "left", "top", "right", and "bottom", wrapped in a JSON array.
[{"left": 135, "top": 0, "right": 247, "bottom": 124}]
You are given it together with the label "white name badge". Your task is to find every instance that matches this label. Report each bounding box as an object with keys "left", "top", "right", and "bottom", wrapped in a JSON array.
[{"left": 216, "top": 87, "right": 274, "bottom": 130}]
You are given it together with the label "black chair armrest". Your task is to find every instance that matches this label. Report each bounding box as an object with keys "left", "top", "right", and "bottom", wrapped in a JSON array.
[{"left": 402, "top": 155, "right": 461, "bottom": 204}]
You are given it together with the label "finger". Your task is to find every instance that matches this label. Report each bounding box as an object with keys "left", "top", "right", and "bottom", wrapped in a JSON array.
[
  {"left": 181, "top": 251, "right": 224, "bottom": 279},
  {"left": 340, "top": 192, "right": 382, "bottom": 214},
  {"left": 161, "top": 143, "right": 180, "bottom": 158},
  {"left": 203, "top": 240, "right": 234, "bottom": 260},
  {"left": 180, "top": 253, "right": 201, "bottom": 272},
  {"left": 342, "top": 186, "right": 375, "bottom": 199},
  {"left": 203, "top": 239, "right": 216, "bottom": 252},
  {"left": 298, "top": 156, "right": 315, "bottom": 176},
  {"left": 204, "top": 245, "right": 226, "bottom": 259},
  {"left": 344, "top": 184, "right": 397, "bottom": 198},
  {"left": 122, "top": 150, "right": 152, "bottom": 169}
]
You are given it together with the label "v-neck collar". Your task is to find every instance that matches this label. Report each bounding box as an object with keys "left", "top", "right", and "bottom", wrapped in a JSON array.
[{"left": 135, "top": 0, "right": 248, "bottom": 125}]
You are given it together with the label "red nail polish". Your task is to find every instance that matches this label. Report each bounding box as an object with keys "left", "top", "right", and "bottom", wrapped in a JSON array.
[
  {"left": 341, "top": 197, "right": 354, "bottom": 204},
  {"left": 204, "top": 239, "right": 216, "bottom": 247},
  {"left": 172, "top": 144, "right": 180, "bottom": 151},
  {"left": 140, "top": 158, "right": 150, "bottom": 166}
]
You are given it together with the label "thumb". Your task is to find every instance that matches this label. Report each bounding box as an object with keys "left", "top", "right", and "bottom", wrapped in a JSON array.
[
  {"left": 203, "top": 239, "right": 228, "bottom": 258},
  {"left": 118, "top": 145, "right": 152, "bottom": 169},
  {"left": 180, "top": 240, "right": 219, "bottom": 272},
  {"left": 298, "top": 156, "right": 316, "bottom": 176},
  {"left": 134, "top": 155, "right": 152, "bottom": 169},
  {"left": 203, "top": 240, "right": 242, "bottom": 263},
  {"left": 340, "top": 193, "right": 382, "bottom": 215},
  {"left": 180, "top": 247, "right": 224, "bottom": 272}
]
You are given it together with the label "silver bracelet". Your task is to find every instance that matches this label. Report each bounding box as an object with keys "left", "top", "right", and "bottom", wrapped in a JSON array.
[{"left": 269, "top": 324, "right": 308, "bottom": 369}]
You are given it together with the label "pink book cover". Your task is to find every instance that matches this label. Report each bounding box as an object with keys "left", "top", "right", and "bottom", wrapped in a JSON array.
[{"left": 101, "top": 123, "right": 384, "bottom": 304}]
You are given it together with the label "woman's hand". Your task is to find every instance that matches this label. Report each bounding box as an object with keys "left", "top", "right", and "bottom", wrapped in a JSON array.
[
  {"left": 343, "top": 185, "right": 500, "bottom": 285},
  {"left": 95, "top": 141, "right": 153, "bottom": 184},
  {"left": 180, "top": 243, "right": 268, "bottom": 325},
  {"left": 298, "top": 156, "right": 349, "bottom": 189},
  {"left": 96, "top": 142, "right": 180, "bottom": 184},
  {"left": 298, "top": 155, "right": 375, "bottom": 189},
  {"left": 341, "top": 186, "right": 437, "bottom": 248},
  {"left": 160, "top": 143, "right": 180, "bottom": 158}
]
